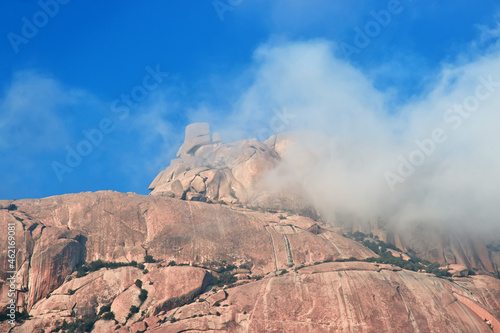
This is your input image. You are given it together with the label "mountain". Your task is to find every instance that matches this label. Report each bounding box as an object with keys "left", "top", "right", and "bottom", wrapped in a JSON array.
[{"left": 1, "top": 123, "right": 499, "bottom": 332}]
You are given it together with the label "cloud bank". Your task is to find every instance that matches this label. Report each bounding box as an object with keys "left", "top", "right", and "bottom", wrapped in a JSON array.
[{"left": 196, "top": 38, "right": 500, "bottom": 231}]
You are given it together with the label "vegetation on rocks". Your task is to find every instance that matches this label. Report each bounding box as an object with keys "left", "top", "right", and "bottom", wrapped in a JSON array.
[
  {"left": 213, "top": 271, "right": 238, "bottom": 287},
  {"left": 345, "top": 231, "right": 402, "bottom": 254},
  {"left": 139, "top": 289, "right": 148, "bottom": 303},
  {"left": 342, "top": 231, "right": 452, "bottom": 278},
  {"left": 54, "top": 314, "right": 98, "bottom": 333},
  {"left": 98, "top": 305, "right": 111, "bottom": 315},
  {"left": 5, "top": 203, "right": 17, "bottom": 211},
  {"left": 0, "top": 309, "right": 29, "bottom": 323},
  {"left": 144, "top": 254, "right": 156, "bottom": 263},
  {"left": 126, "top": 305, "right": 140, "bottom": 320},
  {"left": 75, "top": 260, "right": 144, "bottom": 278}
]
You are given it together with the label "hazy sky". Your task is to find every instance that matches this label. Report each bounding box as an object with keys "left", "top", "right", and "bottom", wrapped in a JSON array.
[{"left": 1, "top": 1, "right": 500, "bottom": 200}]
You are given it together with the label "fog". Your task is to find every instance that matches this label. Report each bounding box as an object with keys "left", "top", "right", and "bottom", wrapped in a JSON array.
[{"left": 196, "top": 39, "right": 500, "bottom": 231}]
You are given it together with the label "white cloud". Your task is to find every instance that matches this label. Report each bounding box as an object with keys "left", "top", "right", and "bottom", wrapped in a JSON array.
[
  {"left": 186, "top": 39, "right": 500, "bottom": 231},
  {"left": 0, "top": 71, "right": 90, "bottom": 151}
]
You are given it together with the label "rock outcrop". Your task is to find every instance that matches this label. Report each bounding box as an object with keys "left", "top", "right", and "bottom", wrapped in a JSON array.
[
  {"left": 0, "top": 208, "right": 86, "bottom": 311},
  {"left": 148, "top": 123, "right": 317, "bottom": 217},
  {"left": 0, "top": 191, "right": 371, "bottom": 317},
  {"left": 1, "top": 123, "right": 500, "bottom": 332},
  {"left": 2, "top": 191, "right": 500, "bottom": 332},
  {"left": 10, "top": 261, "right": 500, "bottom": 333}
]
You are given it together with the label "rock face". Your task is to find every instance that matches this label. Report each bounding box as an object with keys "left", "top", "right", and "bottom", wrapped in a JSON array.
[
  {"left": 368, "top": 220, "right": 500, "bottom": 278},
  {"left": 0, "top": 191, "right": 371, "bottom": 317},
  {"left": 1, "top": 123, "right": 500, "bottom": 332},
  {"left": 1, "top": 191, "right": 500, "bottom": 332},
  {"left": 149, "top": 123, "right": 316, "bottom": 217},
  {"left": 0, "top": 209, "right": 86, "bottom": 311},
  {"left": 16, "top": 262, "right": 500, "bottom": 333},
  {"left": 395, "top": 225, "right": 500, "bottom": 278}
]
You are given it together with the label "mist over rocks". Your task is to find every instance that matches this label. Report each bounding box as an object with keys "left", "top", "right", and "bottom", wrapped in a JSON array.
[
  {"left": 2, "top": 124, "right": 500, "bottom": 332},
  {"left": 2, "top": 134, "right": 500, "bottom": 332},
  {"left": 149, "top": 122, "right": 317, "bottom": 218}
]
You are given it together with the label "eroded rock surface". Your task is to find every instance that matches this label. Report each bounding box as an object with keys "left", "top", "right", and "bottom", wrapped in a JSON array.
[
  {"left": 1, "top": 123, "right": 500, "bottom": 332},
  {"left": 0, "top": 191, "right": 367, "bottom": 318},
  {"left": 148, "top": 123, "right": 316, "bottom": 216}
]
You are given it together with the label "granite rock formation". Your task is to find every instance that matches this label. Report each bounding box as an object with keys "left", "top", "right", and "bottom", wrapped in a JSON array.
[
  {"left": 1, "top": 123, "right": 499, "bottom": 332},
  {"left": 148, "top": 123, "right": 316, "bottom": 217}
]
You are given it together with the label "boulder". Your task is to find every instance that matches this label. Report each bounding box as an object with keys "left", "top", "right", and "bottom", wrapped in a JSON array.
[{"left": 177, "top": 123, "right": 212, "bottom": 158}]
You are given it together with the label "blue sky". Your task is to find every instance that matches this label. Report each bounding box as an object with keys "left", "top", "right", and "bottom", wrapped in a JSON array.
[{"left": 1, "top": 0, "right": 500, "bottom": 200}]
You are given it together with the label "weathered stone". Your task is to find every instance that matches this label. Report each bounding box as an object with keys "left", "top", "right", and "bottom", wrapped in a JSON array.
[
  {"left": 3, "top": 122, "right": 500, "bottom": 333},
  {"left": 111, "top": 285, "right": 141, "bottom": 324},
  {"left": 190, "top": 176, "right": 206, "bottom": 194},
  {"left": 130, "top": 320, "right": 147, "bottom": 332},
  {"left": 149, "top": 123, "right": 315, "bottom": 215},
  {"left": 206, "top": 290, "right": 227, "bottom": 307},
  {"left": 177, "top": 123, "right": 212, "bottom": 157}
]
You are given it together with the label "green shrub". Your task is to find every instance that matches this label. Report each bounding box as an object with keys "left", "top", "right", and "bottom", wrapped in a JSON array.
[
  {"left": 216, "top": 311, "right": 221, "bottom": 316},
  {"left": 0, "top": 309, "right": 29, "bottom": 323},
  {"left": 139, "top": 289, "right": 148, "bottom": 302},
  {"left": 101, "top": 311, "right": 115, "bottom": 320},
  {"left": 144, "top": 255, "right": 156, "bottom": 263},
  {"left": 214, "top": 263, "right": 237, "bottom": 273},
  {"left": 89, "top": 259, "right": 106, "bottom": 271},
  {"left": 99, "top": 305, "right": 111, "bottom": 315},
  {"left": 239, "top": 263, "right": 251, "bottom": 270},
  {"left": 76, "top": 265, "right": 89, "bottom": 278},
  {"left": 67, "top": 289, "right": 75, "bottom": 295},
  {"left": 127, "top": 305, "right": 140, "bottom": 319},
  {"left": 57, "top": 313, "right": 97, "bottom": 332},
  {"left": 352, "top": 231, "right": 366, "bottom": 242},
  {"left": 7, "top": 204, "right": 17, "bottom": 211},
  {"left": 363, "top": 240, "right": 380, "bottom": 254},
  {"left": 75, "top": 259, "right": 145, "bottom": 278},
  {"left": 135, "top": 279, "right": 142, "bottom": 288},
  {"left": 168, "top": 260, "right": 177, "bottom": 266},
  {"left": 214, "top": 271, "right": 237, "bottom": 287}
]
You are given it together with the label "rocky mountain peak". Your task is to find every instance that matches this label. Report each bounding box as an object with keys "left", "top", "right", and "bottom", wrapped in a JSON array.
[
  {"left": 175, "top": 122, "right": 222, "bottom": 158},
  {"left": 148, "top": 123, "right": 316, "bottom": 217}
]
